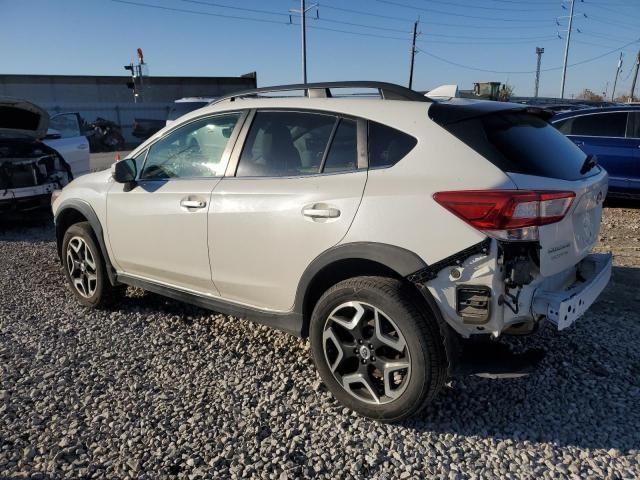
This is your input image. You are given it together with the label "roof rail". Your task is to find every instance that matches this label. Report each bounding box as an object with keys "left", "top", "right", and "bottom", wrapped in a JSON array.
[{"left": 210, "top": 81, "right": 431, "bottom": 105}]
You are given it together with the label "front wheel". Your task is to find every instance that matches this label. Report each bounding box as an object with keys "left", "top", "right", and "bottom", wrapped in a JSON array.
[
  {"left": 61, "top": 222, "right": 121, "bottom": 308},
  {"left": 310, "top": 276, "right": 447, "bottom": 422}
]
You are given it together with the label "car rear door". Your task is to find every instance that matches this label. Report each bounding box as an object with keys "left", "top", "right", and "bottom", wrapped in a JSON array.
[
  {"left": 106, "top": 111, "right": 245, "bottom": 294},
  {"left": 557, "top": 111, "right": 634, "bottom": 195},
  {"left": 209, "top": 109, "right": 367, "bottom": 311},
  {"left": 44, "top": 113, "right": 90, "bottom": 177}
]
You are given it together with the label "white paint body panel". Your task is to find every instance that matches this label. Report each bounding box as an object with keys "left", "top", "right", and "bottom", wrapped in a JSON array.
[
  {"left": 210, "top": 171, "right": 367, "bottom": 311},
  {"left": 106, "top": 178, "right": 221, "bottom": 294}
]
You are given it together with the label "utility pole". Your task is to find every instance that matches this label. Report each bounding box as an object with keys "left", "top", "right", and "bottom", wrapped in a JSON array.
[
  {"left": 560, "top": 0, "right": 575, "bottom": 99},
  {"left": 630, "top": 50, "right": 640, "bottom": 101},
  {"left": 408, "top": 20, "right": 419, "bottom": 90},
  {"left": 534, "top": 47, "right": 544, "bottom": 98},
  {"left": 611, "top": 52, "right": 623, "bottom": 101},
  {"left": 289, "top": 1, "right": 318, "bottom": 84}
]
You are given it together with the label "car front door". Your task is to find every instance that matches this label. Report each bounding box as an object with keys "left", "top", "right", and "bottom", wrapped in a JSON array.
[
  {"left": 106, "top": 111, "right": 246, "bottom": 294},
  {"left": 44, "top": 113, "right": 90, "bottom": 177},
  {"left": 209, "top": 110, "right": 367, "bottom": 311},
  {"left": 558, "top": 111, "right": 634, "bottom": 195}
]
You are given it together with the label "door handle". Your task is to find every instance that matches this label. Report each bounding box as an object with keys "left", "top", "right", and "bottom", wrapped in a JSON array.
[
  {"left": 573, "top": 140, "right": 585, "bottom": 147},
  {"left": 77, "top": 144, "right": 89, "bottom": 149},
  {"left": 180, "top": 199, "right": 206, "bottom": 209},
  {"left": 302, "top": 205, "right": 340, "bottom": 219}
]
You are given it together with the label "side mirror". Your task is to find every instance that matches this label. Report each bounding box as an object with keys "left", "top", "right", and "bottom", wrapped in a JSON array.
[{"left": 113, "top": 158, "right": 137, "bottom": 184}]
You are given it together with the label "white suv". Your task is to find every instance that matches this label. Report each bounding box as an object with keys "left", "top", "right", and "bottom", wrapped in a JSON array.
[{"left": 52, "top": 82, "right": 612, "bottom": 422}]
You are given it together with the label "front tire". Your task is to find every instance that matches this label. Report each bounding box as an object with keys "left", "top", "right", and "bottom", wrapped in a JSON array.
[
  {"left": 61, "top": 222, "right": 119, "bottom": 308},
  {"left": 310, "top": 276, "right": 447, "bottom": 422}
]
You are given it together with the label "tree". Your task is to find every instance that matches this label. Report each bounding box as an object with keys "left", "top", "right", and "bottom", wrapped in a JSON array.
[
  {"left": 576, "top": 89, "right": 603, "bottom": 102},
  {"left": 498, "top": 83, "right": 514, "bottom": 101}
]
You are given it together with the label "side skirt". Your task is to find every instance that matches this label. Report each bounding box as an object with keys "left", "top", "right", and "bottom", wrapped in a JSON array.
[{"left": 117, "top": 273, "right": 303, "bottom": 338}]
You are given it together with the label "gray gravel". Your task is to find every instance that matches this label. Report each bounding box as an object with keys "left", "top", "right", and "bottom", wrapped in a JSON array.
[{"left": 1, "top": 208, "right": 639, "bottom": 479}]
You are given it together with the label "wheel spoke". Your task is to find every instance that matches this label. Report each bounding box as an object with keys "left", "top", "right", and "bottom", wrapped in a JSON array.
[
  {"left": 374, "top": 309, "right": 406, "bottom": 353},
  {"left": 73, "top": 277, "right": 87, "bottom": 296},
  {"left": 380, "top": 359, "right": 411, "bottom": 399},
  {"left": 323, "top": 327, "right": 345, "bottom": 373},
  {"left": 328, "top": 301, "right": 365, "bottom": 331},
  {"left": 341, "top": 373, "right": 381, "bottom": 404},
  {"left": 84, "top": 248, "right": 96, "bottom": 270}
]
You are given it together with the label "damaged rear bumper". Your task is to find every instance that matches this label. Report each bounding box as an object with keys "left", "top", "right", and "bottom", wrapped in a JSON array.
[{"left": 532, "top": 253, "right": 612, "bottom": 330}]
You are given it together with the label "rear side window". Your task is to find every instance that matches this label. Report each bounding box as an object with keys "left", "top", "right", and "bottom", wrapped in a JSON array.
[
  {"left": 627, "top": 112, "right": 640, "bottom": 138},
  {"left": 558, "top": 112, "right": 628, "bottom": 137},
  {"left": 368, "top": 122, "right": 417, "bottom": 168},
  {"left": 445, "top": 112, "right": 592, "bottom": 181},
  {"left": 323, "top": 119, "right": 358, "bottom": 173}
]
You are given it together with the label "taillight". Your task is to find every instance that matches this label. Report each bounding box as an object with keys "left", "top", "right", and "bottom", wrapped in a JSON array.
[{"left": 433, "top": 190, "right": 575, "bottom": 241}]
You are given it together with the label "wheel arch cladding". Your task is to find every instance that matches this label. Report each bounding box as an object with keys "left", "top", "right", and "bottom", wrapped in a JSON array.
[
  {"left": 295, "top": 242, "right": 429, "bottom": 337},
  {"left": 54, "top": 199, "right": 117, "bottom": 285}
]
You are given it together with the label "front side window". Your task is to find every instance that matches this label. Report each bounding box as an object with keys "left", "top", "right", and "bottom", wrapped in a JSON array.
[
  {"left": 368, "top": 122, "right": 417, "bottom": 168},
  {"left": 237, "top": 111, "right": 338, "bottom": 177},
  {"left": 141, "top": 113, "right": 240, "bottom": 179},
  {"left": 561, "top": 112, "right": 628, "bottom": 137}
]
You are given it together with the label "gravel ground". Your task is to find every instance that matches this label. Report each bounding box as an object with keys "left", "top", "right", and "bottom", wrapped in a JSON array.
[{"left": 1, "top": 204, "right": 639, "bottom": 479}]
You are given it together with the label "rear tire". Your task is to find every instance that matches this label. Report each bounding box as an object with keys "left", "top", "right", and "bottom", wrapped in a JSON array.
[
  {"left": 61, "top": 222, "right": 121, "bottom": 308},
  {"left": 310, "top": 276, "right": 447, "bottom": 422}
]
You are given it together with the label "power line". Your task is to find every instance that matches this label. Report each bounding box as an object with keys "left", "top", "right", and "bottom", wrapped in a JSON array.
[
  {"left": 375, "top": 0, "right": 553, "bottom": 23},
  {"left": 112, "top": 0, "right": 639, "bottom": 76},
  {"left": 414, "top": 0, "right": 559, "bottom": 12}
]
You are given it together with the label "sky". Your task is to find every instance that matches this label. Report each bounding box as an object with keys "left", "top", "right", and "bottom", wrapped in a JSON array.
[{"left": 1, "top": 0, "right": 639, "bottom": 99}]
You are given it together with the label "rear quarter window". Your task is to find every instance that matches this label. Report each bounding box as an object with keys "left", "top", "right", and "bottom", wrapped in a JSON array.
[
  {"left": 368, "top": 122, "right": 417, "bottom": 168},
  {"left": 444, "top": 112, "right": 593, "bottom": 181}
]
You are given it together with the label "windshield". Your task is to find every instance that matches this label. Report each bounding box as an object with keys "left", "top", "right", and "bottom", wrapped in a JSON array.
[
  {"left": 443, "top": 112, "right": 595, "bottom": 181},
  {"left": 167, "top": 102, "right": 209, "bottom": 122}
]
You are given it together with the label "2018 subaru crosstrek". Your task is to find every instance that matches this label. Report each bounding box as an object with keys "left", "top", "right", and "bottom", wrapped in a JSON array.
[{"left": 52, "top": 82, "right": 611, "bottom": 422}]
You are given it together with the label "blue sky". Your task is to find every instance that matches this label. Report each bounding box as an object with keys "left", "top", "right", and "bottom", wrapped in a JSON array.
[{"left": 1, "top": 0, "right": 639, "bottom": 98}]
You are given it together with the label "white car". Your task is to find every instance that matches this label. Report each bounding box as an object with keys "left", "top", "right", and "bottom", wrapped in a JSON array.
[
  {"left": 52, "top": 82, "right": 611, "bottom": 422},
  {"left": 0, "top": 98, "right": 90, "bottom": 210}
]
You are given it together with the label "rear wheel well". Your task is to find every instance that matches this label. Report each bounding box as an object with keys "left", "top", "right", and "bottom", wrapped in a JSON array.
[{"left": 302, "top": 259, "right": 405, "bottom": 337}]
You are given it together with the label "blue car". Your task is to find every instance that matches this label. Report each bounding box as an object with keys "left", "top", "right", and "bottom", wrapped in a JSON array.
[{"left": 552, "top": 106, "right": 640, "bottom": 198}]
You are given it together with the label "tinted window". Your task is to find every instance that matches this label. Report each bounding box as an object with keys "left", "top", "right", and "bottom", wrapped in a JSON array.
[
  {"left": 565, "top": 112, "right": 628, "bottom": 137},
  {"left": 322, "top": 119, "right": 358, "bottom": 173},
  {"left": 141, "top": 113, "right": 240, "bottom": 179},
  {"left": 368, "top": 122, "right": 417, "bottom": 168},
  {"left": 445, "top": 112, "right": 593, "bottom": 181},
  {"left": 237, "top": 111, "right": 336, "bottom": 177},
  {"left": 167, "top": 101, "right": 210, "bottom": 122},
  {"left": 627, "top": 112, "right": 640, "bottom": 138}
]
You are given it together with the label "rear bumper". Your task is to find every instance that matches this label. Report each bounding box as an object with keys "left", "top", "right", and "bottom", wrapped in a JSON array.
[{"left": 531, "top": 253, "right": 612, "bottom": 330}]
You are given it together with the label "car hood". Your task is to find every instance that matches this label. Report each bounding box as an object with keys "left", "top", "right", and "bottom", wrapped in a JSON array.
[{"left": 0, "top": 97, "right": 49, "bottom": 140}]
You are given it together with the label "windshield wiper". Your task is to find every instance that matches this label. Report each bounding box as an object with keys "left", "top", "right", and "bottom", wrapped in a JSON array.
[{"left": 580, "top": 154, "right": 597, "bottom": 175}]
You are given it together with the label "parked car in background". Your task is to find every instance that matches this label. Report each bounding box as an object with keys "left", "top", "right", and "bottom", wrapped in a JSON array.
[
  {"left": 0, "top": 98, "right": 89, "bottom": 210},
  {"left": 52, "top": 82, "right": 611, "bottom": 421},
  {"left": 166, "top": 97, "right": 216, "bottom": 126},
  {"left": 553, "top": 106, "right": 640, "bottom": 198}
]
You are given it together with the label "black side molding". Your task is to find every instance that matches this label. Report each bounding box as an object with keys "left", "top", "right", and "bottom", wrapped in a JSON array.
[{"left": 117, "top": 274, "right": 302, "bottom": 337}]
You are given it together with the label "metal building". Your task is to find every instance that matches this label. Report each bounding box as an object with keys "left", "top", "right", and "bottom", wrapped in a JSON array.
[{"left": 0, "top": 73, "right": 257, "bottom": 143}]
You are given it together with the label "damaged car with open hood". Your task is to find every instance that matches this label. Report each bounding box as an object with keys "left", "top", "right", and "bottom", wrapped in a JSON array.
[{"left": 0, "top": 98, "right": 90, "bottom": 211}]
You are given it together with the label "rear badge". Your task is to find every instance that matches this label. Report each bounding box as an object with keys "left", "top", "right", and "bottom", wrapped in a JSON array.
[{"left": 547, "top": 243, "right": 570, "bottom": 259}]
